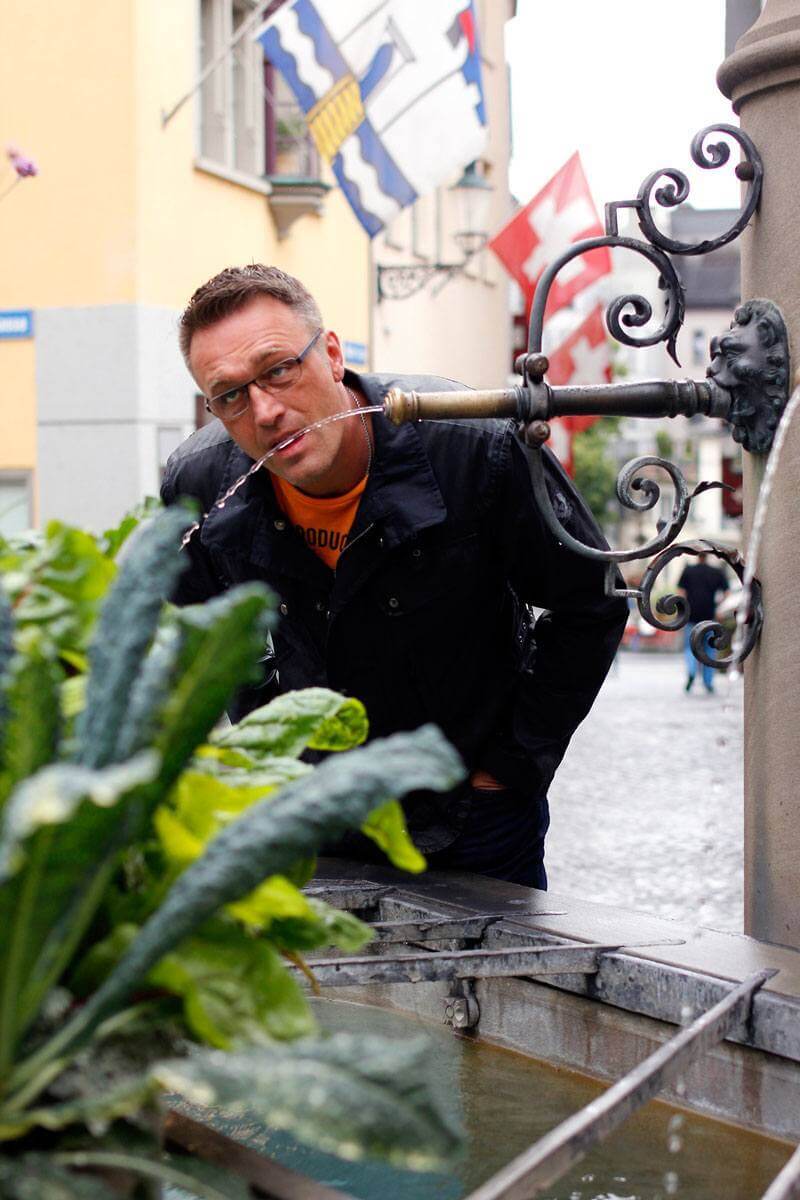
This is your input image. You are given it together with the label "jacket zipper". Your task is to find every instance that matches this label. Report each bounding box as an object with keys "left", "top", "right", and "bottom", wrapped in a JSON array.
[{"left": 334, "top": 521, "right": 375, "bottom": 578}]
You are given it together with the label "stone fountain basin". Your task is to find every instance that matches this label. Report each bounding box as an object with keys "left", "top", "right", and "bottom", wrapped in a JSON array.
[{"left": 310, "top": 857, "right": 800, "bottom": 1146}]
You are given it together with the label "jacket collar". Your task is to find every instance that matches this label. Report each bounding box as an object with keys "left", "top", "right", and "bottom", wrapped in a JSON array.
[{"left": 353, "top": 371, "right": 447, "bottom": 548}]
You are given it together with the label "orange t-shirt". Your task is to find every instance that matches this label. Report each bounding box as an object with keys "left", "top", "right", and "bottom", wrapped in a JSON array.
[{"left": 271, "top": 473, "right": 367, "bottom": 570}]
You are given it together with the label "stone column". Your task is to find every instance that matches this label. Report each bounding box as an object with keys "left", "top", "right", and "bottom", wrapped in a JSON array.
[{"left": 718, "top": 0, "right": 800, "bottom": 949}]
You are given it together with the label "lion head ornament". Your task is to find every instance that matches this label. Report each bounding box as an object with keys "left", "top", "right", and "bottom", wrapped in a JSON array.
[{"left": 706, "top": 299, "right": 789, "bottom": 454}]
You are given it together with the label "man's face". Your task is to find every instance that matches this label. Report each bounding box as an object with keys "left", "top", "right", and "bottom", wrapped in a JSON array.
[{"left": 189, "top": 294, "right": 365, "bottom": 496}]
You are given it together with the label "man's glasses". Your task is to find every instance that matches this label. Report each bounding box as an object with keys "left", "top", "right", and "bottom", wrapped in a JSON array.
[{"left": 205, "top": 328, "right": 323, "bottom": 420}]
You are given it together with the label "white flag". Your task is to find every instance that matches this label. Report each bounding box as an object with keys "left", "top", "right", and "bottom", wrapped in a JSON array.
[{"left": 256, "top": 1, "right": 488, "bottom": 236}]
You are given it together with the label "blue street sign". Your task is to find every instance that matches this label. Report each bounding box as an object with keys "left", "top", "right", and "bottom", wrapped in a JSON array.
[
  {"left": 0, "top": 310, "right": 33, "bottom": 340},
  {"left": 344, "top": 339, "right": 368, "bottom": 366}
]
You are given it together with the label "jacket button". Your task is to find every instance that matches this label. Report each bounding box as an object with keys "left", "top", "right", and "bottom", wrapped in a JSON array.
[
  {"left": 279, "top": 602, "right": 289, "bottom": 616},
  {"left": 378, "top": 536, "right": 385, "bottom": 548},
  {"left": 411, "top": 548, "right": 422, "bottom": 559},
  {"left": 274, "top": 518, "right": 287, "bottom": 531},
  {"left": 388, "top": 596, "right": 400, "bottom": 610}
]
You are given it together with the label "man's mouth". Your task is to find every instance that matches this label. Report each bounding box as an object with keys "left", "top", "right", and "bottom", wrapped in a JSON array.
[{"left": 270, "top": 429, "right": 307, "bottom": 456}]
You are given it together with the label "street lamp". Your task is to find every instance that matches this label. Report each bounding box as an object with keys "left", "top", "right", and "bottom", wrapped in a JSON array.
[{"left": 376, "top": 161, "right": 493, "bottom": 301}]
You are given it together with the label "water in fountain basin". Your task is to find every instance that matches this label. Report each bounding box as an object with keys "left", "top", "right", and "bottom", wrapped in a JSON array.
[
  {"left": 167, "top": 999, "right": 793, "bottom": 1200},
  {"left": 180, "top": 406, "right": 386, "bottom": 549}
]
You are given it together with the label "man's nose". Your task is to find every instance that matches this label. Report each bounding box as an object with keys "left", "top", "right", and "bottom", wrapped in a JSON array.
[{"left": 247, "top": 383, "right": 285, "bottom": 426}]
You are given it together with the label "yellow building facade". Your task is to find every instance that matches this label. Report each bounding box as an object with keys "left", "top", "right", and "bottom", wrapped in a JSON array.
[{"left": 0, "top": 0, "right": 370, "bottom": 531}]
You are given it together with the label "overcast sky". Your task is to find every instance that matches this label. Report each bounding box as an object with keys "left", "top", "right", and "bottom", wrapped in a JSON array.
[{"left": 506, "top": 0, "right": 742, "bottom": 214}]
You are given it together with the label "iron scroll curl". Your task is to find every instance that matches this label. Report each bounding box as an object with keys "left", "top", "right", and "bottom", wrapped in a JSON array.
[
  {"left": 517, "top": 123, "right": 766, "bottom": 666},
  {"left": 611, "top": 539, "right": 764, "bottom": 671}
]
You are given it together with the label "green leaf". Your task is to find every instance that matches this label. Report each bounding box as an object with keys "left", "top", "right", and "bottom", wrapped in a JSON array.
[
  {"left": 0, "top": 1074, "right": 157, "bottom": 1140},
  {"left": 13, "top": 726, "right": 463, "bottom": 1085},
  {"left": 212, "top": 687, "right": 368, "bottom": 758},
  {"left": 155, "top": 775, "right": 317, "bottom": 931},
  {"left": 153, "top": 1030, "right": 464, "bottom": 1171},
  {"left": 361, "top": 799, "right": 426, "bottom": 873},
  {"left": 0, "top": 753, "right": 160, "bottom": 1070},
  {"left": 0, "top": 584, "right": 14, "bottom": 739},
  {"left": 188, "top": 754, "right": 313, "bottom": 792},
  {"left": 0, "top": 631, "right": 62, "bottom": 810},
  {"left": 60, "top": 674, "right": 87, "bottom": 722},
  {"left": 72, "top": 507, "right": 192, "bottom": 768},
  {"left": 1, "top": 522, "right": 116, "bottom": 659},
  {"left": 0, "top": 1155, "right": 117, "bottom": 1198},
  {"left": 119, "top": 587, "right": 277, "bottom": 798},
  {"left": 99, "top": 495, "right": 163, "bottom": 559},
  {"left": 270, "top": 896, "right": 373, "bottom": 955},
  {"left": 53, "top": 1148, "right": 249, "bottom": 1200},
  {"left": 148, "top": 922, "right": 315, "bottom": 1047}
]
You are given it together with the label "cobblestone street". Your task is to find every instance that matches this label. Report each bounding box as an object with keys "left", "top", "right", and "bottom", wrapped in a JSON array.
[{"left": 546, "top": 650, "right": 744, "bottom": 932}]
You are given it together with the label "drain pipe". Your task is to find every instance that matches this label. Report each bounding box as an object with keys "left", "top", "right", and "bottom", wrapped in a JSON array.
[{"left": 718, "top": 0, "right": 800, "bottom": 950}]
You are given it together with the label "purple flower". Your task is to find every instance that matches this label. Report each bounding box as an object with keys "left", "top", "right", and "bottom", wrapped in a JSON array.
[{"left": 5, "top": 144, "right": 38, "bottom": 178}]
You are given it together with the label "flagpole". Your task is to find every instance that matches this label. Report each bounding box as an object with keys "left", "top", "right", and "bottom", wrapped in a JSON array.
[{"left": 161, "top": 3, "right": 269, "bottom": 128}]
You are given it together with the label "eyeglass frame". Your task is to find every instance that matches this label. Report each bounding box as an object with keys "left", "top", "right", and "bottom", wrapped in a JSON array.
[{"left": 204, "top": 327, "right": 324, "bottom": 420}]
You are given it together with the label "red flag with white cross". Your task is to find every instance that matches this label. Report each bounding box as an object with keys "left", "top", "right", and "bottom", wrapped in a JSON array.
[
  {"left": 546, "top": 304, "right": 611, "bottom": 387},
  {"left": 488, "top": 153, "right": 612, "bottom": 318},
  {"left": 545, "top": 305, "right": 611, "bottom": 475}
]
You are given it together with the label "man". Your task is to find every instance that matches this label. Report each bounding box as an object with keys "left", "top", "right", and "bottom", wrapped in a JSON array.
[
  {"left": 677, "top": 553, "right": 729, "bottom": 694},
  {"left": 162, "top": 264, "right": 627, "bottom": 888}
]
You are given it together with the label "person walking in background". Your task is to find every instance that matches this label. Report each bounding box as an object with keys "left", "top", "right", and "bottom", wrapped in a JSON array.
[{"left": 677, "top": 552, "right": 729, "bottom": 694}]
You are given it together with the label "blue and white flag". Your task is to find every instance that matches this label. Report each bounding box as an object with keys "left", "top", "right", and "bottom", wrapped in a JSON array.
[{"left": 255, "top": 0, "right": 487, "bottom": 237}]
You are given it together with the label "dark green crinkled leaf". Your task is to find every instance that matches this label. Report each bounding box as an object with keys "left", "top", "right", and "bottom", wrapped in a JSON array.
[
  {"left": 119, "top": 587, "right": 277, "bottom": 797},
  {"left": 16, "top": 726, "right": 463, "bottom": 1079},
  {"left": 72, "top": 506, "right": 192, "bottom": 768},
  {"left": 0, "top": 753, "right": 160, "bottom": 1069},
  {"left": 212, "top": 687, "right": 368, "bottom": 758},
  {"left": 153, "top": 1031, "right": 464, "bottom": 1171},
  {"left": 0, "top": 631, "right": 62, "bottom": 810}
]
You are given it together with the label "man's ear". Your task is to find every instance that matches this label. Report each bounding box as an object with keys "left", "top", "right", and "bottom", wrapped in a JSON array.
[{"left": 326, "top": 331, "right": 345, "bottom": 382}]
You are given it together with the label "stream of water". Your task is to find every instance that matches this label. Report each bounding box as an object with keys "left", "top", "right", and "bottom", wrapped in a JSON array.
[
  {"left": 180, "top": 406, "right": 386, "bottom": 549},
  {"left": 729, "top": 382, "right": 800, "bottom": 676}
]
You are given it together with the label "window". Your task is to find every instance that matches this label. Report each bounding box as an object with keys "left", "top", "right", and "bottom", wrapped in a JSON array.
[
  {"left": 264, "top": 57, "right": 320, "bottom": 179},
  {"left": 199, "top": 0, "right": 265, "bottom": 177},
  {"left": 199, "top": 0, "right": 319, "bottom": 183},
  {"left": 0, "top": 472, "right": 33, "bottom": 537}
]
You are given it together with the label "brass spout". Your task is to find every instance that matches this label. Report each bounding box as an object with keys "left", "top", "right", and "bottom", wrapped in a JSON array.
[{"left": 383, "top": 386, "right": 528, "bottom": 426}]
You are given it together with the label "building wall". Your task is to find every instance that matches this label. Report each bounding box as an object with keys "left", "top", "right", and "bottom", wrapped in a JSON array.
[
  {"left": 1, "top": 0, "right": 371, "bottom": 531},
  {"left": 371, "top": 0, "right": 514, "bottom": 389}
]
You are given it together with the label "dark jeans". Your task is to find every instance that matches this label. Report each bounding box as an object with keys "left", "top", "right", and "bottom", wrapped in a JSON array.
[{"left": 427, "top": 786, "right": 549, "bottom": 889}]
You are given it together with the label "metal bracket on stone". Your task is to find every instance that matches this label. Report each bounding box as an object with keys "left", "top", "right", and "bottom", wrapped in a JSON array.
[
  {"left": 443, "top": 982, "right": 481, "bottom": 1031},
  {"left": 379, "top": 125, "right": 787, "bottom": 668}
]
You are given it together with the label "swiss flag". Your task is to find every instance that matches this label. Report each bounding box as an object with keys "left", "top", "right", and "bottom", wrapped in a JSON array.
[
  {"left": 489, "top": 153, "right": 611, "bottom": 318},
  {"left": 547, "top": 305, "right": 611, "bottom": 388},
  {"left": 545, "top": 305, "right": 610, "bottom": 475}
]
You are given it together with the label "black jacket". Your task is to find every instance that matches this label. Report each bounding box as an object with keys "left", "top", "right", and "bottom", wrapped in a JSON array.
[{"left": 161, "top": 370, "right": 628, "bottom": 851}]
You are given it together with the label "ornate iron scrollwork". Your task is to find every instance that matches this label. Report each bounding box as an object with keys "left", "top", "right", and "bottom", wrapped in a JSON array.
[
  {"left": 382, "top": 124, "right": 785, "bottom": 668},
  {"left": 520, "top": 123, "right": 776, "bottom": 668}
]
